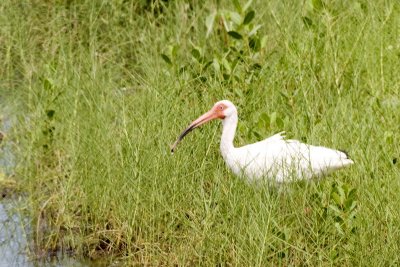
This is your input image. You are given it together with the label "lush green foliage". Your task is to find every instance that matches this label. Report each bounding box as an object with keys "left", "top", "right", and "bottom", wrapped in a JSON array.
[{"left": 1, "top": 0, "right": 400, "bottom": 265}]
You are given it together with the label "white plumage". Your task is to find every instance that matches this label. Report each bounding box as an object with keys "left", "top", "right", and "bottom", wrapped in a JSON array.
[{"left": 172, "top": 100, "right": 354, "bottom": 182}]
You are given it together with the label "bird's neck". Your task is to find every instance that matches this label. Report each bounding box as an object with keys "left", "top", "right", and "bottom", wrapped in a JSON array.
[{"left": 220, "top": 113, "right": 237, "bottom": 158}]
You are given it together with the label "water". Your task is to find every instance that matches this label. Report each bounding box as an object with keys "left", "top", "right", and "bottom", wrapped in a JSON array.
[
  {"left": 0, "top": 109, "right": 91, "bottom": 266},
  {"left": 0, "top": 200, "right": 31, "bottom": 266},
  {"left": 0, "top": 199, "right": 95, "bottom": 267}
]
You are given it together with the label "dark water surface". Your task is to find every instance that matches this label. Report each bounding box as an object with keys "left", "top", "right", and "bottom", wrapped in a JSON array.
[
  {"left": 0, "top": 199, "right": 31, "bottom": 266},
  {"left": 0, "top": 108, "right": 92, "bottom": 266}
]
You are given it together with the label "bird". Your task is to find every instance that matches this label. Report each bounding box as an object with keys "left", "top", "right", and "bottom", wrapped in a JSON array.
[{"left": 171, "top": 100, "right": 354, "bottom": 182}]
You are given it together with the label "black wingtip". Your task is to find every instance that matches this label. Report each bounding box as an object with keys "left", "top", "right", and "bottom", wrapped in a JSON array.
[{"left": 338, "top": 149, "right": 351, "bottom": 159}]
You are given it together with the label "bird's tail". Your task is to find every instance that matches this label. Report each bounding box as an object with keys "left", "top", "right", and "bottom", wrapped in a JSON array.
[{"left": 325, "top": 151, "right": 354, "bottom": 173}]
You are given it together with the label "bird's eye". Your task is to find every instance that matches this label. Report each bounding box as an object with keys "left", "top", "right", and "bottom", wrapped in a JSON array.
[{"left": 218, "top": 105, "right": 224, "bottom": 110}]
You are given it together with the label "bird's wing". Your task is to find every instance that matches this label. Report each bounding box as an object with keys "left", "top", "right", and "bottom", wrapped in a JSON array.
[
  {"left": 238, "top": 133, "right": 291, "bottom": 160},
  {"left": 260, "top": 131, "right": 286, "bottom": 144},
  {"left": 259, "top": 133, "right": 349, "bottom": 162},
  {"left": 237, "top": 135, "right": 353, "bottom": 179},
  {"left": 234, "top": 136, "right": 303, "bottom": 180}
]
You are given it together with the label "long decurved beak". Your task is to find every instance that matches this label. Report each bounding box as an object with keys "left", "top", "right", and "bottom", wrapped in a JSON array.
[{"left": 171, "top": 109, "right": 219, "bottom": 153}]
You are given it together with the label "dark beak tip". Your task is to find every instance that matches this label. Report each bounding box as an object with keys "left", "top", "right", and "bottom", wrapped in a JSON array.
[
  {"left": 170, "top": 144, "right": 176, "bottom": 154},
  {"left": 171, "top": 123, "right": 197, "bottom": 155}
]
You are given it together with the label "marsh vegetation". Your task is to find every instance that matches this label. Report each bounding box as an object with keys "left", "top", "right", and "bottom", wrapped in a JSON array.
[{"left": 1, "top": 0, "right": 399, "bottom": 265}]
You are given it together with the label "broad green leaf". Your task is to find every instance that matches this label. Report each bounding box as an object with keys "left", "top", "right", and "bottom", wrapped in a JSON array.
[
  {"left": 243, "top": 0, "right": 253, "bottom": 12},
  {"left": 302, "top": 16, "right": 313, "bottom": 27},
  {"left": 348, "top": 188, "right": 357, "bottom": 200},
  {"left": 249, "top": 37, "right": 260, "bottom": 51},
  {"left": 168, "top": 45, "right": 178, "bottom": 59},
  {"left": 384, "top": 131, "right": 393, "bottom": 144},
  {"left": 334, "top": 222, "right": 344, "bottom": 235},
  {"left": 212, "top": 58, "right": 220, "bottom": 74},
  {"left": 172, "top": 45, "right": 178, "bottom": 59},
  {"left": 270, "top": 112, "right": 277, "bottom": 125},
  {"left": 337, "top": 185, "right": 345, "bottom": 203},
  {"left": 249, "top": 24, "right": 262, "bottom": 36},
  {"left": 330, "top": 250, "right": 339, "bottom": 261},
  {"left": 231, "top": 58, "right": 239, "bottom": 70},
  {"left": 178, "top": 65, "right": 187, "bottom": 73},
  {"left": 206, "top": 11, "right": 217, "bottom": 38},
  {"left": 252, "top": 129, "right": 261, "bottom": 139},
  {"left": 258, "top": 112, "right": 270, "bottom": 130},
  {"left": 261, "top": 35, "right": 268, "bottom": 49},
  {"left": 161, "top": 54, "right": 172, "bottom": 65},
  {"left": 259, "top": 112, "right": 269, "bottom": 123},
  {"left": 46, "top": 110, "right": 55, "bottom": 119},
  {"left": 349, "top": 210, "right": 358, "bottom": 219},
  {"left": 191, "top": 48, "right": 201, "bottom": 62},
  {"left": 331, "top": 192, "right": 341, "bottom": 206},
  {"left": 276, "top": 117, "right": 284, "bottom": 129},
  {"left": 234, "top": 88, "right": 244, "bottom": 98},
  {"left": 279, "top": 91, "right": 289, "bottom": 100},
  {"left": 251, "top": 63, "right": 261, "bottom": 70},
  {"left": 311, "top": 0, "right": 324, "bottom": 11},
  {"left": 342, "top": 183, "right": 350, "bottom": 194},
  {"left": 43, "top": 78, "right": 54, "bottom": 90},
  {"left": 228, "top": 31, "right": 243, "bottom": 39},
  {"left": 202, "top": 60, "right": 213, "bottom": 71},
  {"left": 199, "top": 76, "right": 207, "bottom": 83},
  {"left": 232, "top": 0, "right": 242, "bottom": 13},
  {"left": 243, "top": 10, "right": 255, "bottom": 25},
  {"left": 229, "top": 11, "right": 242, "bottom": 25},
  {"left": 284, "top": 116, "right": 290, "bottom": 128},
  {"left": 329, "top": 204, "right": 341, "bottom": 215},
  {"left": 221, "top": 58, "right": 232, "bottom": 74},
  {"left": 345, "top": 198, "right": 356, "bottom": 211},
  {"left": 245, "top": 73, "right": 253, "bottom": 84}
]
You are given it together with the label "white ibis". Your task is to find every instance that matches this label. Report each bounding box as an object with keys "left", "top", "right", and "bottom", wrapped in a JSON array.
[{"left": 171, "top": 100, "right": 354, "bottom": 182}]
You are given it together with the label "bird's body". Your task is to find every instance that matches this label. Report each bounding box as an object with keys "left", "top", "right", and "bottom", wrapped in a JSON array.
[
  {"left": 171, "top": 100, "right": 354, "bottom": 182},
  {"left": 221, "top": 132, "right": 353, "bottom": 182}
]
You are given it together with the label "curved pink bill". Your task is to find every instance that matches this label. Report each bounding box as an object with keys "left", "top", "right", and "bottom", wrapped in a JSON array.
[{"left": 171, "top": 110, "right": 218, "bottom": 153}]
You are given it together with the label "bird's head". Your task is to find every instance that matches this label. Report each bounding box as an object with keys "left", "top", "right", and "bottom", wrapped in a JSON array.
[
  {"left": 213, "top": 100, "right": 237, "bottom": 119},
  {"left": 171, "top": 100, "right": 237, "bottom": 152}
]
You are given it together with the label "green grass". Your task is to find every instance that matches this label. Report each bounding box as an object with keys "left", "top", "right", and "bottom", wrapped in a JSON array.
[{"left": 1, "top": 0, "right": 400, "bottom": 265}]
